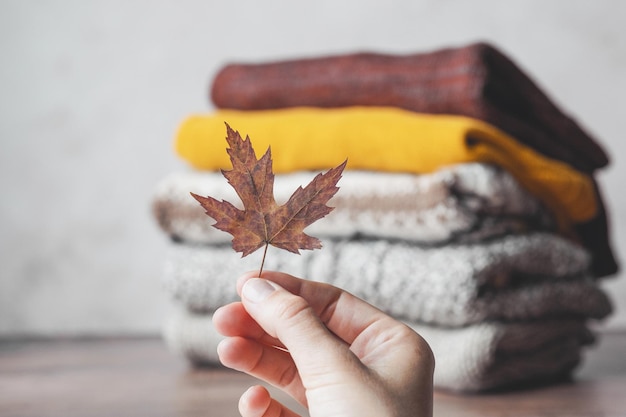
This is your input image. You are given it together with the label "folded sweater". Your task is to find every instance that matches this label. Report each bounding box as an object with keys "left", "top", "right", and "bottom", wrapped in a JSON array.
[
  {"left": 210, "top": 42, "right": 608, "bottom": 173},
  {"left": 163, "top": 310, "right": 596, "bottom": 392},
  {"left": 175, "top": 107, "right": 597, "bottom": 229},
  {"left": 162, "top": 236, "right": 612, "bottom": 327},
  {"left": 152, "top": 163, "right": 554, "bottom": 245},
  {"left": 208, "top": 44, "right": 618, "bottom": 278}
]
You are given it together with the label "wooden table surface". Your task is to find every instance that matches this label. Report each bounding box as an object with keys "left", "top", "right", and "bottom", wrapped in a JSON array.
[{"left": 1, "top": 332, "right": 625, "bottom": 417}]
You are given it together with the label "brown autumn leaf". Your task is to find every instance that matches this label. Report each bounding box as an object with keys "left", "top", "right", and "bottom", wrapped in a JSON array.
[{"left": 191, "top": 123, "right": 347, "bottom": 274}]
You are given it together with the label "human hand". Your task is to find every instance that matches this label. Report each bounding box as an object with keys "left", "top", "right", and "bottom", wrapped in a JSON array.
[{"left": 212, "top": 271, "right": 434, "bottom": 417}]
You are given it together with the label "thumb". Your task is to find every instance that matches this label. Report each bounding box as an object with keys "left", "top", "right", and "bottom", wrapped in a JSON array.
[{"left": 240, "top": 278, "right": 364, "bottom": 381}]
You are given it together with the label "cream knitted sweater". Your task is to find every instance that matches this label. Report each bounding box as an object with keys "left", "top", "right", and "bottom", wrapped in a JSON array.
[
  {"left": 162, "top": 310, "right": 594, "bottom": 392},
  {"left": 152, "top": 163, "right": 554, "bottom": 246}
]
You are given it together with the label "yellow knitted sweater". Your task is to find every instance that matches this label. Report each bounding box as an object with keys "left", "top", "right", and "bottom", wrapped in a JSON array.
[{"left": 175, "top": 106, "right": 597, "bottom": 225}]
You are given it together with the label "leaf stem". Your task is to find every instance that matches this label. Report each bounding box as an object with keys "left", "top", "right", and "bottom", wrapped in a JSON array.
[{"left": 259, "top": 242, "right": 269, "bottom": 277}]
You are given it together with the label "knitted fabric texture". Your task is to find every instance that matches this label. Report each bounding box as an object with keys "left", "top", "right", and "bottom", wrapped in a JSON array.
[
  {"left": 206, "top": 42, "right": 618, "bottom": 279},
  {"left": 175, "top": 107, "right": 597, "bottom": 228},
  {"left": 152, "top": 163, "right": 554, "bottom": 246},
  {"left": 162, "top": 235, "right": 612, "bottom": 327},
  {"left": 210, "top": 42, "right": 608, "bottom": 172},
  {"left": 162, "top": 310, "right": 595, "bottom": 392}
]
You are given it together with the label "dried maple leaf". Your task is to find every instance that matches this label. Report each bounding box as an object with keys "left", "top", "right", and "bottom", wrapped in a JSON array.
[{"left": 191, "top": 123, "right": 347, "bottom": 274}]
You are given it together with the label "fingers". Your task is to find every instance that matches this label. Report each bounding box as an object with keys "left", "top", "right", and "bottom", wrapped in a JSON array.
[
  {"left": 213, "top": 302, "right": 285, "bottom": 350},
  {"left": 236, "top": 270, "right": 396, "bottom": 346},
  {"left": 216, "top": 336, "right": 307, "bottom": 405},
  {"left": 217, "top": 270, "right": 435, "bottom": 417},
  {"left": 237, "top": 271, "right": 435, "bottom": 385},
  {"left": 238, "top": 277, "right": 369, "bottom": 385},
  {"left": 238, "top": 385, "right": 301, "bottom": 417}
]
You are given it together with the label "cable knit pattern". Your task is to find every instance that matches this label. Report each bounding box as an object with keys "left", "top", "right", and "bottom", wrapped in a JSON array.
[
  {"left": 162, "top": 310, "right": 594, "bottom": 392},
  {"left": 152, "top": 163, "right": 554, "bottom": 245},
  {"left": 162, "top": 234, "right": 611, "bottom": 327}
]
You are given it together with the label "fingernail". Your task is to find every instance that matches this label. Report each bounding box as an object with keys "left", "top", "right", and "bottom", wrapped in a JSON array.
[{"left": 242, "top": 278, "right": 276, "bottom": 303}]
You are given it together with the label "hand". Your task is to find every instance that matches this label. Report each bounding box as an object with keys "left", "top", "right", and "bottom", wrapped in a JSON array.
[{"left": 213, "top": 271, "right": 434, "bottom": 417}]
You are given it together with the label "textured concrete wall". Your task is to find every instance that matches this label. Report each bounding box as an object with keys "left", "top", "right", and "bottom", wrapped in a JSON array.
[{"left": 1, "top": 0, "right": 624, "bottom": 335}]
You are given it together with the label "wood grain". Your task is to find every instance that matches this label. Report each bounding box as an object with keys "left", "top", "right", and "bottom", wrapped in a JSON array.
[{"left": 1, "top": 332, "right": 624, "bottom": 417}]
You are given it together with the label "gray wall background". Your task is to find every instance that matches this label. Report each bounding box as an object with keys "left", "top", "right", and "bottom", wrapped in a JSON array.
[{"left": 1, "top": 0, "right": 624, "bottom": 336}]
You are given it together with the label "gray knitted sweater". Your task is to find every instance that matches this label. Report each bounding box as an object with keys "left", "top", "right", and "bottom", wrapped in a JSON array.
[{"left": 162, "top": 233, "right": 611, "bottom": 327}]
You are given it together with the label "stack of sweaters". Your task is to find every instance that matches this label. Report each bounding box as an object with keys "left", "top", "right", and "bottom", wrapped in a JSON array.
[{"left": 152, "top": 42, "right": 617, "bottom": 392}]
